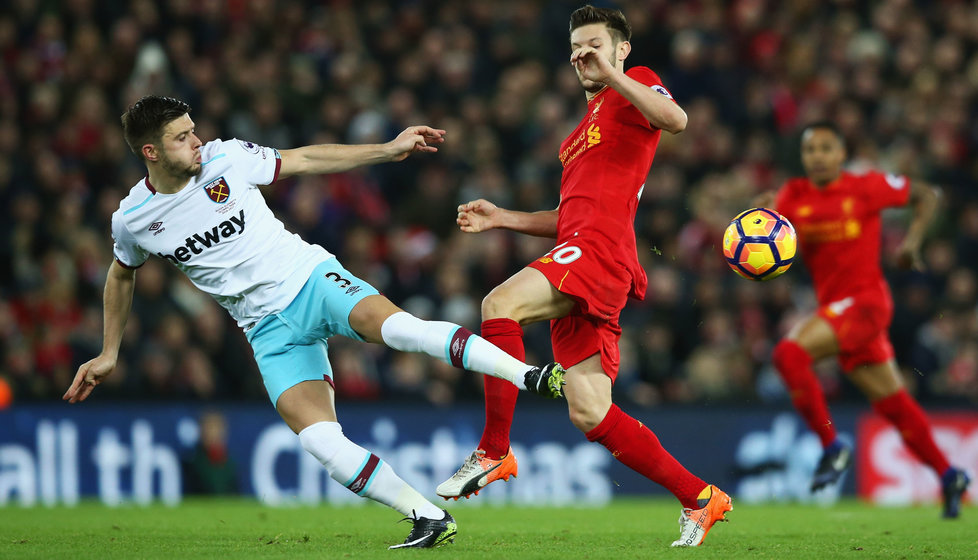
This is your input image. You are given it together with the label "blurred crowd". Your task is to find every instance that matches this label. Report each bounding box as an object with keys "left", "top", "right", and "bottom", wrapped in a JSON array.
[{"left": 1, "top": 0, "right": 977, "bottom": 409}]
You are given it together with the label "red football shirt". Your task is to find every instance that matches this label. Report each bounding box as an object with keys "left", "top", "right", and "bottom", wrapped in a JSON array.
[
  {"left": 556, "top": 66, "right": 669, "bottom": 300},
  {"left": 774, "top": 170, "right": 911, "bottom": 305}
]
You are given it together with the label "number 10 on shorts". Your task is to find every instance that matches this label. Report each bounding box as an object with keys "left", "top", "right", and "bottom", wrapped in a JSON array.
[{"left": 540, "top": 241, "right": 582, "bottom": 265}]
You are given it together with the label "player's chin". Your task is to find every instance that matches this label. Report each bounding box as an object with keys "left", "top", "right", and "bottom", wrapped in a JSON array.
[{"left": 580, "top": 79, "right": 604, "bottom": 92}]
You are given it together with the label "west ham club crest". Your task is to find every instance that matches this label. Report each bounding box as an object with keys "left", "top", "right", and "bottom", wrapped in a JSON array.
[{"left": 203, "top": 177, "right": 230, "bottom": 203}]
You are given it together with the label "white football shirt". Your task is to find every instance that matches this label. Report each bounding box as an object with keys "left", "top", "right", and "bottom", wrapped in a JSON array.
[{"left": 111, "top": 138, "right": 334, "bottom": 329}]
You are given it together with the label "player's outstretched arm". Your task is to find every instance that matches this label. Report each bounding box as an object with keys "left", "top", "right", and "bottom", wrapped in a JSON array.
[
  {"left": 277, "top": 125, "right": 446, "bottom": 178},
  {"left": 63, "top": 261, "right": 136, "bottom": 403},
  {"left": 896, "top": 180, "right": 941, "bottom": 271},
  {"left": 457, "top": 199, "right": 558, "bottom": 238}
]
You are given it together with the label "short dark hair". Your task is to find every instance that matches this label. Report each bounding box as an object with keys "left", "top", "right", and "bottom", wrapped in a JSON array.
[
  {"left": 121, "top": 95, "right": 191, "bottom": 159},
  {"left": 569, "top": 5, "right": 631, "bottom": 44},
  {"left": 801, "top": 120, "right": 845, "bottom": 144}
]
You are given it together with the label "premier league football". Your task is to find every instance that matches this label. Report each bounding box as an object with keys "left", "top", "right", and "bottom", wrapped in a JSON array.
[{"left": 722, "top": 207, "right": 797, "bottom": 281}]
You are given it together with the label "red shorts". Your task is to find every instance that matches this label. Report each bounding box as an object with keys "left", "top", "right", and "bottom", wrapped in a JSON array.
[
  {"left": 817, "top": 291, "right": 894, "bottom": 372},
  {"left": 527, "top": 238, "right": 631, "bottom": 380}
]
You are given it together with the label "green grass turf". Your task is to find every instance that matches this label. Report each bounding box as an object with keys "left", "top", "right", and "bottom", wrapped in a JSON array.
[{"left": 1, "top": 498, "right": 974, "bottom": 559}]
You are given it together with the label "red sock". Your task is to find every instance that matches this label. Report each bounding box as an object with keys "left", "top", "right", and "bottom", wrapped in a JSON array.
[
  {"left": 478, "top": 318, "right": 523, "bottom": 459},
  {"left": 586, "top": 404, "right": 706, "bottom": 509},
  {"left": 772, "top": 340, "right": 837, "bottom": 447},
  {"left": 873, "top": 389, "right": 950, "bottom": 475}
]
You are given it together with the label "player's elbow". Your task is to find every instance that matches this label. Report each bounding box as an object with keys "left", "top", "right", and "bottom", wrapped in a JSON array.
[
  {"left": 662, "top": 109, "right": 687, "bottom": 134},
  {"left": 108, "top": 260, "right": 137, "bottom": 281},
  {"left": 912, "top": 180, "right": 942, "bottom": 207}
]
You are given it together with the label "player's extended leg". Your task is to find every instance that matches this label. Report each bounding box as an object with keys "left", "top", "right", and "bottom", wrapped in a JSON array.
[
  {"left": 348, "top": 293, "right": 565, "bottom": 398},
  {"left": 564, "top": 356, "right": 731, "bottom": 547},
  {"left": 772, "top": 313, "right": 851, "bottom": 491},
  {"left": 849, "top": 361, "right": 971, "bottom": 518},
  {"left": 436, "top": 267, "right": 575, "bottom": 499},
  {"left": 276, "top": 380, "right": 457, "bottom": 548}
]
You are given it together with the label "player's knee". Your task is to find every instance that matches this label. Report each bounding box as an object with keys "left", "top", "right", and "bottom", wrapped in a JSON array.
[
  {"left": 565, "top": 394, "right": 606, "bottom": 432},
  {"left": 481, "top": 289, "right": 517, "bottom": 321},
  {"left": 567, "top": 404, "right": 603, "bottom": 433},
  {"left": 347, "top": 295, "right": 398, "bottom": 343}
]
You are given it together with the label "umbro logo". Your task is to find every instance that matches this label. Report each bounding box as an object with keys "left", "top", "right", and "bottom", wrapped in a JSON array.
[
  {"left": 149, "top": 222, "right": 162, "bottom": 231},
  {"left": 448, "top": 329, "right": 470, "bottom": 368}
]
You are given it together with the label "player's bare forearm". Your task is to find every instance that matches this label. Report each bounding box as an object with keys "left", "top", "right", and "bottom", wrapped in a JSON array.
[
  {"left": 458, "top": 199, "right": 558, "bottom": 237},
  {"left": 455, "top": 198, "right": 557, "bottom": 237},
  {"left": 905, "top": 180, "right": 941, "bottom": 246},
  {"left": 277, "top": 143, "right": 396, "bottom": 176},
  {"left": 498, "top": 208, "right": 559, "bottom": 238},
  {"left": 100, "top": 261, "right": 136, "bottom": 359},
  {"left": 895, "top": 180, "right": 940, "bottom": 271},
  {"left": 278, "top": 126, "right": 445, "bottom": 177},
  {"left": 64, "top": 261, "right": 135, "bottom": 403},
  {"left": 606, "top": 70, "right": 687, "bottom": 133}
]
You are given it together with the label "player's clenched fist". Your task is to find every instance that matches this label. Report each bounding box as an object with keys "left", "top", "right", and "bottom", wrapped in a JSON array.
[{"left": 457, "top": 199, "right": 499, "bottom": 233}]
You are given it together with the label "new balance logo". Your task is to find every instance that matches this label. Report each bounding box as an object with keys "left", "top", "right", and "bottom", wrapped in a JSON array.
[{"left": 157, "top": 209, "right": 245, "bottom": 264}]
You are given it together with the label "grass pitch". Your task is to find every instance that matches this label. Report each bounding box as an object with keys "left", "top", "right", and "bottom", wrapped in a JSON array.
[{"left": 1, "top": 498, "right": 974, "bottom": 559}]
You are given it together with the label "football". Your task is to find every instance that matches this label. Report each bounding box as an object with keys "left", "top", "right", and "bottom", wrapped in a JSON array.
[{"left": 722, "top": 207, "right": 797, "bottom": 281}]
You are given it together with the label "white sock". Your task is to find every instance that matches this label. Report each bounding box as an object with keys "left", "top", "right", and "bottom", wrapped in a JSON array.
[
  {"left": 380, "top": 311, "right": 531, "bottom": 388},
  {"left": 298, "top": 421, "right": 443, "bottom": 518}
]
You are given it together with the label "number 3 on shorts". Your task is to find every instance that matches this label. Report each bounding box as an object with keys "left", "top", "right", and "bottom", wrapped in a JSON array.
[{"left": 545, "top": 241, "right": 582, "bottom": 264}]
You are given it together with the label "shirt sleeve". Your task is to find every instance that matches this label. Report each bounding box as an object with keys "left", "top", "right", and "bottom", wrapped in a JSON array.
[
  {"left": 225, "top": 139, "right": 282, "bottom": 186},
  {"left": 626, "top": 66, "right": 675, "bottom": 102},
  {"left": 859, "top": 171, "right": 911, "bottom": 212},
  {"left": 111, "top": 210, "right": 149, "bottom": 269}
]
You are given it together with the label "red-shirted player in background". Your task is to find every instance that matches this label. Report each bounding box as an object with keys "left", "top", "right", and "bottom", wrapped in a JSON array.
[
  {"left": 761, "top": 121, "right": 970, "bottom": 518},
  {"left": 436, "top": 5, "right": 731, "bottom": 547}
]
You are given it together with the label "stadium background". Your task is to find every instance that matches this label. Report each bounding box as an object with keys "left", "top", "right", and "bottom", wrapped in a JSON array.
[{"left": 0, "top": 0, "right": 976, "bottom": 508}]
